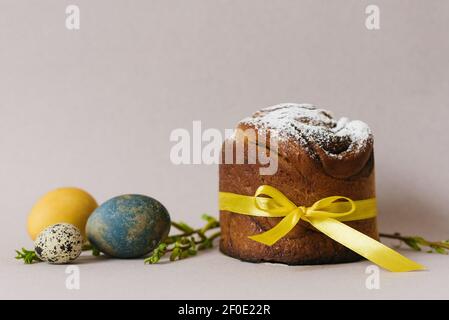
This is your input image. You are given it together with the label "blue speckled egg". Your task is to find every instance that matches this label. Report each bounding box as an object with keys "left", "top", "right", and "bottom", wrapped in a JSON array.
[{"left": 86, "top": 195, "right": 171, "bottom": 258}]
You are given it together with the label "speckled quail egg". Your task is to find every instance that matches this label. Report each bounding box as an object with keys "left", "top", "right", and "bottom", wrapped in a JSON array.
[{"left": 34, "top": 223, "right": 83, "bottom": 264}]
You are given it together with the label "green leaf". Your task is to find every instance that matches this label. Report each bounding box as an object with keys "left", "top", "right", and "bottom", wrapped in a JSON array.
[
  {"left": 180, "top": 250, "right": 190, "bottom": 259},
  {"left": 145, "top": 251, "right": 162, "bottom": 264},
  {"left": 404, "top": 238, "right": 421, "bottom": 251},
  {"left": 165, "top": 237, "right": 177, "bottom": 244},
  {"left": 14, "top": 248, "right": 40, "bottom": 264},
  {"left": 144, "top": 243, "right": 168, "bottom": 264},
  {"left": 172, "top": 221, "right": 194, "bottom": 233},
  {"left": 15, "top": 250, "right": 23, "bottom": 259},
  {"left": 201, "top": 214, "right": 217, "bottom": 223},
  {"left": 92, "top": 247, "right": 101, "bottom": 256},
  {"left": 145, "top": 255, "right": 159, "bottom": 264},
  {"left": 413, "top": 237, "right": 427, "bottom": 245},
  {"left": 170, "top": 248, "right": 181, "bottom": 261},
  {"left": 198, "top": 239, "right": 212, "bottom": 250},
  {"left": 431, "top": 246, "right": 447, "bottom": 255}
]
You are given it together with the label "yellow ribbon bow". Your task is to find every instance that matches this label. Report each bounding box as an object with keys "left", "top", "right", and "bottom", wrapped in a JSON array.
[{"left": 219, "top": 185, "right": 425, "bottom": 272}]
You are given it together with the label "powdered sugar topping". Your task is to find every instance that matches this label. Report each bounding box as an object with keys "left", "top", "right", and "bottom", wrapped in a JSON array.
[{"left": 240, "top": 103, "right": 372, "bottom": 159}]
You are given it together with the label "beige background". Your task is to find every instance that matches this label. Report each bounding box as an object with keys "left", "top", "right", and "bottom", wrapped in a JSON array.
[{"left": 1, "top": 0, "right": 448, "bottom": 299}]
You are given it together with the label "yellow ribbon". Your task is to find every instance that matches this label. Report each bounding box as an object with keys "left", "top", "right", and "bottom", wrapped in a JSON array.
[{"left": 219, "top": 185, "right": 425, "bottom": 272}]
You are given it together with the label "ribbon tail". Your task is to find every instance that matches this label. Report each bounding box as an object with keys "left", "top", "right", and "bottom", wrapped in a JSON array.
[
  {"left": 308, "top": 217, "right": 426, "bottom": 272},
  {"left": 249, "top": 209, "right": 302, "bottom": 246}
]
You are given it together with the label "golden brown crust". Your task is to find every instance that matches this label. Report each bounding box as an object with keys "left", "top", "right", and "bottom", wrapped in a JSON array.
[{"left": 219, "top": 104, "right": 378, "bottom": 265}]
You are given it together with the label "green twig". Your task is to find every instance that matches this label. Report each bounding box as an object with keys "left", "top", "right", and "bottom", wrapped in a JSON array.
[
  {"left": 144, "top": 214, "right": 221, "bottom": 264},
  {"left": 82, "top": 243, "right": 101, "bottom": 256},
  {"left": 380, "top": 233, "right": 449, "bottom": 254},
  {"left": 15, "top": 243, "right": 101, "bottom": 264},
  {"left": 15, "top": 248, "right": 41, "bottom": 264}
]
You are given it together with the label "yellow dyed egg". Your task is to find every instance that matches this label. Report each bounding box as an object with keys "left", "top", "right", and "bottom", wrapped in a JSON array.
[{"left": 27, "top": 188, "right": 98, "bottom": 240}]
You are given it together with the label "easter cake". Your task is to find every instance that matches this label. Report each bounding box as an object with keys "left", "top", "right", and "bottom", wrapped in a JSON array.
[{"left": 219, "top": 103, "right": 377, "bottom": 265}]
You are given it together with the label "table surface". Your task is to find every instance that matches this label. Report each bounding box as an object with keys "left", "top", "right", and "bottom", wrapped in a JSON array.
[
  {"left": 1, "top": 0, "right": 449, "bottom": 300},
  {"left": 1, "top": 241, "right": 447, "bottom": 300}
]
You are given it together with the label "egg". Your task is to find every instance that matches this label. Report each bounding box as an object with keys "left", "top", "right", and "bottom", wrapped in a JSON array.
[
  {"left": 34, "top": 223, "right": 83, "bottom": 264},
  {"left": 86, "top": 194, "right": 171, "bottom": 258},
  {"left": 27, "top": 187, "right": 98, "bottom": 240}
]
